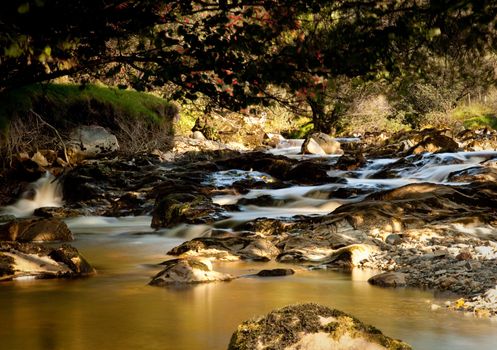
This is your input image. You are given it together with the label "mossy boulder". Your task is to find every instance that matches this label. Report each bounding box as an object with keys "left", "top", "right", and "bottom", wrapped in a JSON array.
[
  {"left": 151, "top": 193, "right": 227, "bottom": 229},
  {"left": 0, "top": 218, "right": 73, "bottom": 242},
  {"left": 228, "top": 303, "right": 411, "bottom": 350}
]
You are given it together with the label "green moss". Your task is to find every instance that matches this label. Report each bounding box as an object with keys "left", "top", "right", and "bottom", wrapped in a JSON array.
[
  {"left": 451, "top": 103, "right": 497, "bottom": 130},
  {"left": 0, "top": 83, "right": 176, "bottom": 129}
]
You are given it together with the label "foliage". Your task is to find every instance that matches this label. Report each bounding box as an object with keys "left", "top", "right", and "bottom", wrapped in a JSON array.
[{"left": 2, "top": 0, "right": 497, "bottom": 122}]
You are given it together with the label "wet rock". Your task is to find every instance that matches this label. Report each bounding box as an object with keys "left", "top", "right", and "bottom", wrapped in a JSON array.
[
  {"left": 151, "top": 193, "right": 227, "bottom": 229},
  {"left": 336, "top": 150, "right": 367, "bottom": 171},
  {"left": 256, "top": 268, "right": 295, "bottom": 277},
  {"left": 406, "top": 134, "right": 459, "bottom": 155},
  {"left": 228, "top": 303, "right": 412, "bottom": 350},
  {"left": 458, "top": 128, "right": 497, "bottom": 151},
  {"left": 447, "top": 166, "right": 497, "bottom": 183},
  {"left": 33, "top": 207, "right": 81, "bottom": 218},
  {"left": 0, "top": 242, "right": 95, "bottom": 281},
  {"left": 167, "top": 236, "right": 280, "bottom": 261},
  {"left": 149, "top": 258, "right": 232, "bottom": 285},
  {"left": 320, "top": 244, "right": 380, "bottom": 268},
  {"left": 368, "top": 272, "right": 407, "bottom": 288},
  {"left": 235, "top": 218, "right": 294, "bottom": 236},
  {"left": 0, "top": 218, "right": 73, "bottom": 242},
  {"left": 0, "top": 215, "right": 16, "bottom": 223},
  {"left": 236, "top": 195, "right": 291, "bottom": 207}
]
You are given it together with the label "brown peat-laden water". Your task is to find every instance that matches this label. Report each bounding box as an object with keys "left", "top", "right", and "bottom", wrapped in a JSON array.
[
  {"left": 0, "top": 217, "right": 496, "bottom": 350},
  {"left": 2, "top": 148, "right": 497, "bottom": 349}
]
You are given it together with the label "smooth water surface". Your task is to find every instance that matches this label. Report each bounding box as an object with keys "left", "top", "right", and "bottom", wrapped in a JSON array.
[{"left": 1, "top": 219, "right": 496, "bottom": 350}]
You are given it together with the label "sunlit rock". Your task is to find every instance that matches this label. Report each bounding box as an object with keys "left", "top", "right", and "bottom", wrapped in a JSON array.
[
  {"left": 320, "top": 244, "right": 380, "bottom": 268},
  {"left": 228, "top": 303, "right": 412, "bottom": 350},
  {"left": 0, "top": 242, "right": 95, "bottom": 281},
  {"left": 167, "top": 236, "right": 280, "bottom": 262},
  {"left": 0, "top": 218, "right": 73, "bottom": 242},
  {"left": 302, "top": 132, "right": 343, "bottom": 155},
  {"left": 406, "top": 134, "right": 459, "bottom": 155},
  {"left": 301, "top": 137, "right": 326, "bottom": 155},
  {"left": 149, "top": 258, "right": 233, "bottom": 285}
]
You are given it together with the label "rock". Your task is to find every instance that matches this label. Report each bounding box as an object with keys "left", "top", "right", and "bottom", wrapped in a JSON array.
[
  {"left": 0, "top": 215, "right": 16, "bottom": 224},
  {"left": 406, "top": 134, "right": 459, "bottom": 155},
  {"left": 336, "top": 151, "right": 367, "bottom": 170},
  {"left": 301, "top": 137, "right": 326, "bottom": 155},
  {"left": 31, "top": 151, "right": 50, "bottom": 167},
  {"left": 321, "top": 244, "right": 380, "bottom": 268},
  {"left": 228, "top": 303, "right": 411, "bottom": 350},
  {"left": 192, "top": 131, "right": 207, "bottom": 140},
  {"left": 67, "top": 125, "right": 119, "bottom": 163},
  {"left": 368, "top": 272, "right": 407, "bottom": 288},
  {"left": 256, "top": 268, "right": 295, "bottom": 277},
  {"left": 167, "top": 236, "right": 280, "bottom": 261},
  {"left": 149, "top": 258, "right": 233, "bottom": 285},
  {"left": 385, "top": 234, "right": 402, "bottom": 245},
  {"left": 151, "top": 193, "right": 227, "bottom": 229},
  {"left": 306, "top": 132, "right": 343, "bottom": 155},
  {"left": 33, "top": 207, "right": 81, "bottom": 218},
  {"left": 0, "top": 218, "right": 73, "bottom": 242},
  {"left": 0, "top": 242, "right": 95, "bottom": 281},
  {"left": 447, "top": 166, "right": 497, "bottom": 183}
]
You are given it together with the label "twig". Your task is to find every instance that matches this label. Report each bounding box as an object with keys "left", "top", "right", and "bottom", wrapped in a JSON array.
[{"left": 29, "top": 109, "right": 71, "bottom": 166}]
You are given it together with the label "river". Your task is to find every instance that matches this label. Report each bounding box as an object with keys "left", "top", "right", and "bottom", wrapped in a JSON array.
[{"left": 1, "top": 143, "right": 497, "bottom": 349}]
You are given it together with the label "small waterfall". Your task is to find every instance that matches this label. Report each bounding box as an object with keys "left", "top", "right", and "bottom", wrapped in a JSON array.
[{"left": 1, "top": 172, "right": 63, "bottom": 218}]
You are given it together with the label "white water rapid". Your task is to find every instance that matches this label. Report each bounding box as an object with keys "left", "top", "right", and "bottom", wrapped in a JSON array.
[{"left": 1, "top": 172, "right": 62, "bottom": 217}]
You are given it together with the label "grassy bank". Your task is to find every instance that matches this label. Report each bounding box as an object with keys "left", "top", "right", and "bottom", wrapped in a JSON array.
[{"left": 0, "top": 83, "right": 178, "bottom": 159}]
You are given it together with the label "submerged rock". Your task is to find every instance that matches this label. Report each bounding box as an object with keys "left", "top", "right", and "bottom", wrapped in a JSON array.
[
  {"left": 0, "top": 218, "right": 73, "bottom": 242},
  {"left": 256, "top": 268, "right": 294, "bottom": 277},
  {"left": 149, "top": 258, "right": 232, "bottom": 285},
  {"left": 368, "top": 272, "right": 407, "bottom": 288},
  {"left": 0, "top": 242, "right": 95, "bottom": 281},
  {"left": 228, "top": 303, "right": 411, "bottom": 350}
]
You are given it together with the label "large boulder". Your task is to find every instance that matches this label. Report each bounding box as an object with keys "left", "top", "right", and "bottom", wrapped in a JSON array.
[
  {"left": 228, "top": 303, "right": 412, "bottom": 350},
  {"left": 149, "top": 258, "right": 233, "bottom": 285},
  {"left": 0, "top": 218, "right": 73, "bottom": 242},
  {"left": 67, "top": 125, "right": 119, "bottom": 163},
  {"left": 302, "top": 132, "right": 342, "bottom": 155},
  {"left": 0, "top": 242, "right": 95, "bottom": 281}
]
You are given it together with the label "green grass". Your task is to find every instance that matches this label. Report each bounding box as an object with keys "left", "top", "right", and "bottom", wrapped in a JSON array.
[
  {"left": 0, "top": 83, "right": 175, "bottom": 128},
  {"left": 451, "top": 103, "right": 497, "bottom": 130}
]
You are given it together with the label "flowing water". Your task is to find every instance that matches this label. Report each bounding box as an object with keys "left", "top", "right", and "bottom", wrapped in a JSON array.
[{"left": 2, "top": 148, "right": 497, "bottom": 349}]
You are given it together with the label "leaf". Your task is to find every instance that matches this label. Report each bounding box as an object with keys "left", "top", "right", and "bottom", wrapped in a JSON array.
[{"left": 18, "top": 2, "right": 30, "bottom": 14}]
